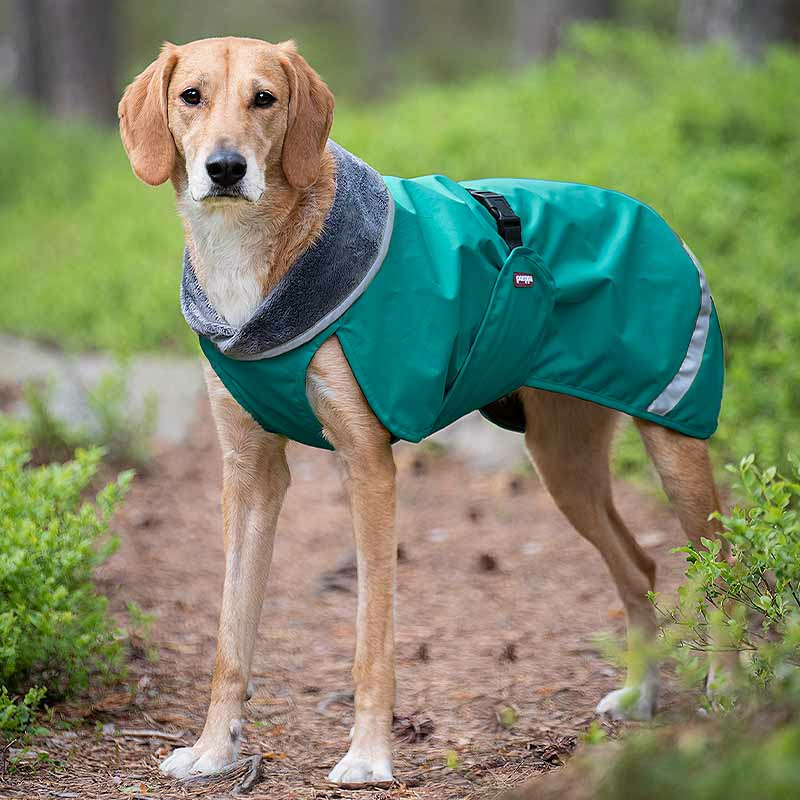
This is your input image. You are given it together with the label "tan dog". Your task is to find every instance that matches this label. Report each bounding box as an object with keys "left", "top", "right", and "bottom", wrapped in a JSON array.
[{"left": 119, "top": 37, "right": 723, "bottom": 786}]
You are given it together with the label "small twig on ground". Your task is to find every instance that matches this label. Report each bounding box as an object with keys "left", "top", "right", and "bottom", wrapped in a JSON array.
[
  {"left": 322, "top": 778, "right": 395, "bottom": 791},
  {"left": 1, "top": 739, "right": 12, "bottom": 778},
  {"left": 393, "top": 712, "right": 435, "bottom": 743},
  {"left": 232, "top": 754, "right": 263, "bottom": 794},
  {"left": 184, "top": 754, "right": 263, "bottom": 794},
  {"left": 116, "top": 728, "right": 188, "bottom": 743}
]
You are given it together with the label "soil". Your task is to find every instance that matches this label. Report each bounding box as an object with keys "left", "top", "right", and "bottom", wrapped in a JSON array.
[{"left": 1, "top": 404, "right": 690, "bottom": 800}]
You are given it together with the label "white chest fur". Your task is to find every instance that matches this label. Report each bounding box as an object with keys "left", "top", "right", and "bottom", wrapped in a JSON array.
[{"left": 185, "top": 204, "right": 267, "bottom": 328}]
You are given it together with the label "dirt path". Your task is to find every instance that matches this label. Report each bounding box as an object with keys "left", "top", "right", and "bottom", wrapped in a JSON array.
[{"left": 3, "top": 405, "right": 689, "bottom": 799}]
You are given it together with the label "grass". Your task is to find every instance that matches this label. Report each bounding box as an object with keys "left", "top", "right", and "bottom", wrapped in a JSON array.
[{"left": 2, "top": 25, "right": 799, "bottom": 467}]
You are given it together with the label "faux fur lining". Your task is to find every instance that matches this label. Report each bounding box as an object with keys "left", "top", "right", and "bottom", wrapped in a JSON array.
[{"left": 180, "top": 141, "right": 393, "bottom": 359}]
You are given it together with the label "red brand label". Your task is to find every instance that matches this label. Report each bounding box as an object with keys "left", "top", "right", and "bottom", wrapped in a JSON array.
[{"left": 513, "top": 272, "right": 534, "bottom": 288}]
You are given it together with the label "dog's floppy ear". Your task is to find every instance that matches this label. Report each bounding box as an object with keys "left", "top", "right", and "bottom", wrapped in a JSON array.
[
  {"left": 118, "top": 44, "right": 178, "bottom": 186},
  {"left": 278, "top": 42, "right": 335, "bottom": 191}
]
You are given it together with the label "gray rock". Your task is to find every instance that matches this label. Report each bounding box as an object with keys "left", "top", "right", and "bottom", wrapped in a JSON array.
[{"left": 0, "top": 335, "right": 204, "bottom": 444}]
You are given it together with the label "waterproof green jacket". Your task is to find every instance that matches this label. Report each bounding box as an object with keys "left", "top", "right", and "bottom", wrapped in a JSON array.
[{"left": 183, "top": 143, "right": 723, "bottom": 450}]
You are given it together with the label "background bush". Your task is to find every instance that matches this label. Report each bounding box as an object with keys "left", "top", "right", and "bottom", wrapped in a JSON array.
[
  {"left": 0, "top": 427, "right": 131, "bottom": 733},
  {"left": 1, "top": 27, "right": 799, "bottom": 469}
]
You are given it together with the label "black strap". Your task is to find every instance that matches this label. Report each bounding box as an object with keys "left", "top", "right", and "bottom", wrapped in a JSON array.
[{"left": 467, "top": 189, "right": 523, "bottom": 250}]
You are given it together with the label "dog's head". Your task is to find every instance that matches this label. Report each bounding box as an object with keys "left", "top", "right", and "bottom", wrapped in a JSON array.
[{"left": 118, "top": 37, "right": 334, "bottom": 203}]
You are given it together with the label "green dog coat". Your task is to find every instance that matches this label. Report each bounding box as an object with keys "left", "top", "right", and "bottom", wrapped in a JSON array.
[{"left": 181, "top": 142, "right": 724, "bottom": 450}]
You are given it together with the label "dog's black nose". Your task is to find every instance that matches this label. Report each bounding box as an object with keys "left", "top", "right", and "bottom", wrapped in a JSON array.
[{"left": 206, "top": 149, "right": 247, "bottom": 187}]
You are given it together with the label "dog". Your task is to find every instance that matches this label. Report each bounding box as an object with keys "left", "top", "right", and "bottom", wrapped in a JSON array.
[{"left": 118, "top": 37, "right": 724, "bottom": 786}]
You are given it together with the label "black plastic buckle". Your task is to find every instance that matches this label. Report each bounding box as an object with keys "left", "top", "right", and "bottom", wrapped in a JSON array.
[{"left": 467, "top": 189, "right": 523, "bottom": 250}]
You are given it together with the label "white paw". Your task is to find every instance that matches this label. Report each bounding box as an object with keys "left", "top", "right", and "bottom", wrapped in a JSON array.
[
  {"left": 596, "top": 671, "right": 659, "bottom": 722},
  {"left": 160, "top": 743, "right": 237, "bottom": 780},
  {"left": 328, "top": 750, "right": 394, "bottom": 786}
]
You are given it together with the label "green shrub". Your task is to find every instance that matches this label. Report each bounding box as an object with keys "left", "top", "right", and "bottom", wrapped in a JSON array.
[
  {"left": 0, "top": 440, "right": 132, "bottom": 734},
  {"left": 2, "top": 27, "right": 799, "bottom": 466},
  {"left": 652, "top": 455, "right": 800, "bottom": 697},
  {"left": 0, "top": 686, "right": 47, "bottom": 735},
  {"left": 590, "top": 455, "right": 800, "bottom": 799}
]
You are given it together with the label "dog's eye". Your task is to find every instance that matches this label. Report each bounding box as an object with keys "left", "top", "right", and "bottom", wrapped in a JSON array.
[
  {"left": 253, "top": 90, "right": 276, "bottom": 108},
  {"left": 180, "top": 88, "right": 201, "bottom": 106}
]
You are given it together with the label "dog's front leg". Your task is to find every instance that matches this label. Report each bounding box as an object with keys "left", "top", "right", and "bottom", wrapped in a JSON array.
[
  {"left": 161, "top": 369, "right": 290, "bottom": 780},
  {"left": 308, "top": 339, "right": 397, "bottom": 786},
  {"left": 328, "top": 445, "right": 396, "bottom": 785}
]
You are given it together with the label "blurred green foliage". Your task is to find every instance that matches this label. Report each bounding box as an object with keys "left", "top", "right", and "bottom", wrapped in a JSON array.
[
  {"left": 0, "top": 112, "right": 184, "bottom": 354},
  {"left": 1, "top": 27, "right": 799, "bottom": 467},
  {"left": 599, "top": 713, "right": 800, "bottom": 800}
]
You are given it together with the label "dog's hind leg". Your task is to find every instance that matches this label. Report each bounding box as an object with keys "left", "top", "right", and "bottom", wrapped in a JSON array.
[
  {"left": 519, "top": 388, "right": 659, "bottom": 721},
  {"left": 634, "top": 419, "right": 736, "bottom": 695},
  {"left": 160, "top": 367, "right": 290, "bottom": 780},
  {"left": 308, "top": 337, "right": 397, "bottom": 787},
  {"left": 634, "top": 419, "right": 722, "bottom": 546}
]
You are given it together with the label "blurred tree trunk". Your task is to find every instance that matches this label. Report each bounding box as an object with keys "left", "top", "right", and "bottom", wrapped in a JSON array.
[
  {"left": 353, "top": 0, "right": 407, "bottom": 98},
  {"left": 515, "top": 0, "right": 614, "bottom": 63},
  {"left": 11, "top": 0, "right": 117, "bottom": 124},
  {"left": 679, "top": 0, "right": 800, "bottom": 57},
  {"left": 10, "top": 0, "right": 47, "bottom": 104},
  {"left": 679, "top": 0, "right": 739, "bottom": 42}
]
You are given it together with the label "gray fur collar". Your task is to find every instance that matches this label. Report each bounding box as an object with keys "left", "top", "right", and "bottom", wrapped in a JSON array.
[{"left": 180, "top": 141, "right": 394, "bottom": 360}]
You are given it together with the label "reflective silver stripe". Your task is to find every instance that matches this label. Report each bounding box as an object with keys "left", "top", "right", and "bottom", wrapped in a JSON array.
[
  {"left": 647, "top": 241, "right": 711, "bottom": 416},
  {"left": 230, "top": 193, "right": 396, "bottom": 361}
]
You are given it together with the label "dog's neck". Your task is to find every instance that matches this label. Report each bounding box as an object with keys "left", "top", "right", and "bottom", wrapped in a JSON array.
[{"left": 177, "top": 151, "right": 336, "bottom": 328}]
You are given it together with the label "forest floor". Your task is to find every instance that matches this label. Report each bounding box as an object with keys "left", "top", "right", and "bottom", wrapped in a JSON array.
[{"left": 2, "top": 403, "right": 691, "bottom": 800}]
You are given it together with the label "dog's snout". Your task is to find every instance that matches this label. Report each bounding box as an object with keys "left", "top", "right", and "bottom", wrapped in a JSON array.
[{"left": 206, "top": 149, "right": 247, "bottom": 187}]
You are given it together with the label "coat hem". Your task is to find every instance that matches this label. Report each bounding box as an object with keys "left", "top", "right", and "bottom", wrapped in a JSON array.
[{"left": 521, "top": 379, "right": 717, "bottom": 440}]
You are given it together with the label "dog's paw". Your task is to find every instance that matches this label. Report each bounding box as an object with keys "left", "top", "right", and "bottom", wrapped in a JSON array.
[
  {"left": 596, "top": 671, "right": 659, "bottom": 722},
  {"left": 328, "top": 750, "right": 393, "bottom": 787},
  {"left": 596, "top": 686, "right": 653, "bottom": 721},
  {"left": 160, "top": 743, "right": 236, "bottom": 780}
]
